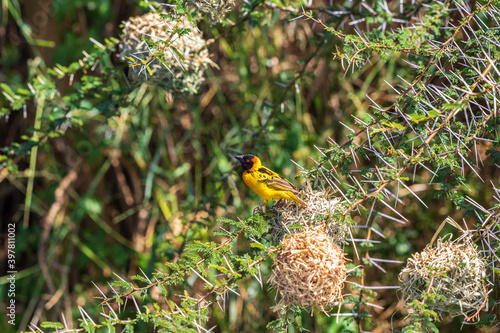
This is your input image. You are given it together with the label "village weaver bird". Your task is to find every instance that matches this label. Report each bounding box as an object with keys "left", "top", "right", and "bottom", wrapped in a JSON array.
[{"left": 235, "top": 154, "right": 307, "bottom": 214}]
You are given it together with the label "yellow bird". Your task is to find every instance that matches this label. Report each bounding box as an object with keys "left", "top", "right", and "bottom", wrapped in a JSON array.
[{"left": 235, "top": 154, "right": 307, "bottom": 214}]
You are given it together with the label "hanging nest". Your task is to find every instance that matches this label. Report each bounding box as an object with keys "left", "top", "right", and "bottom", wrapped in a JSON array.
[
  {"left": 269, "top": 188, "right": 348, "bottom": 246},
  {"left": 399, "top": 234, "right": 488, "bottom": 318},
  {"left": 269, "top": 225, "right": 348, "bottom": 312},
  {"left": 119, "top": 12, "right": 213, "bottom": 94},
  {"left": 187, "top": 0, "right": 235, "bottom": 25}
]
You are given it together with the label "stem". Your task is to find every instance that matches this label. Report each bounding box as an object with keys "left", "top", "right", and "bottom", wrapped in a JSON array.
[{"left": 24, "top": 94, "right": 45, "bottom": 227}]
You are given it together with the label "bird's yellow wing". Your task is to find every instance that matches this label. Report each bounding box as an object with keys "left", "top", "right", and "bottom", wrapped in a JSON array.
[{"left": 256, "top": 167, "right": 298, "bottom": 193}]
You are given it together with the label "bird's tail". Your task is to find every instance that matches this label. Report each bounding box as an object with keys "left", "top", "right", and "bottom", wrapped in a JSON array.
[{"left": 290, "top": 193, "right": 307, "bottom": 207}]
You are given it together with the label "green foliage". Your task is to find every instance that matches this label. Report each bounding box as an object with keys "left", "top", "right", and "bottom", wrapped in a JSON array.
[{"left": 402, "top": 300, "right": 440, "bottom": 333}]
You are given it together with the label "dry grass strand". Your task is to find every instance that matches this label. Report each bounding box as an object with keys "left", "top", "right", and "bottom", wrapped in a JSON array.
[
  {"left": 269, "top": 187, "right": 348, "bottom": 246},
  {"left": 269, "top": 225, "right": 348, "bottom": 312},
  {"left": 399, "top": 233, "right": 488, "bottom": 318},
  {"left": 119, "top": 13, "right": 212, "bottom": 94}
]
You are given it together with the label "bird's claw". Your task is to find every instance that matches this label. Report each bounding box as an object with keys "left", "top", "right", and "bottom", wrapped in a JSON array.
[
  {"left": 253, "top": 207, "right": 262, "bottom": 215},
  {"left": 271, "top": 199, "right": 283, "bottom": 210},
  {"left": 253, "top": 204, "right": 265, "bottom": 215}
]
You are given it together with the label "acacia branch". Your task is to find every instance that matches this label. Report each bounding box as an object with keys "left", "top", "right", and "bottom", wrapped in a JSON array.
[{"left": 342, "top": 58, "right": 498, "bottom": 215}]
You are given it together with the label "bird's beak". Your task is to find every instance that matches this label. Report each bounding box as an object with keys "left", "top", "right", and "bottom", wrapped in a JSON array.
[
  {"left": 235, "top": 155, "right": 246, "bottom": 168},
  {"left": 235, "top": 155, "right": 253, "bottom": 171}
]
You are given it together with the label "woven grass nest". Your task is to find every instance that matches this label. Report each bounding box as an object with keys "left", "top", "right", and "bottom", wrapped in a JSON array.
[
  {"left": 399, "top": 234, "right": 488, "bottom": 318},
  {"left": 269, "top": 188, "right": 348, "bottom": 246},
  {"left": 119, "top": 12, "right": 212, "bottom": 94},
  {"left": 269, "top": 225, "right": 348, "bottom": 312},
  {"left": 187, "top": 0, "right": 235, "bottom": 25}
]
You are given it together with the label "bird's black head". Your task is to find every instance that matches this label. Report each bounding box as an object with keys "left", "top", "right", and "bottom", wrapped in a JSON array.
[{"left": 235, "top": 154, "right": 257, "bottom": 171}]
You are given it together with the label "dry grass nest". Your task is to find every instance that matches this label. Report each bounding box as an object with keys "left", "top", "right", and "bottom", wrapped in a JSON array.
[
  {"left": 399, "top": 234, "right": 488, "bottom": 318},
  {"left": 269, "top": 188, "right": 348, "bottom": 246},
  {"left": 119, "top": 13, "right": 213, "bottom": 94},
  {"left": 187, "top": 0, "right": 235, "bottom": 25},
  {"left": 269, "top": 225, "right": 348, "bottom": 312}
]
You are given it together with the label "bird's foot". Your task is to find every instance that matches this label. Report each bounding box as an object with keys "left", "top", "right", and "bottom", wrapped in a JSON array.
[
  {"left": 271, "top": 200, "right": 283, "bottom": 210},
  {"left": 253, "top": 204, "right": 266, "bottom": 215}
]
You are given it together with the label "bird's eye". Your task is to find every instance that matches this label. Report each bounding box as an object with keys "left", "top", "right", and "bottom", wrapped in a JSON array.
[{"left": 246, "top": 159, "right": 249, "bottom": 162}]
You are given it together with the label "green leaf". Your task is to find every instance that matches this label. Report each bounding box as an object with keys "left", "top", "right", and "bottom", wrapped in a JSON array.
[
  {"left": 0, "top": 83, "right": 18, "bottom": 100},
  {"left": 40, "top": 322, "right": 64, "bottom": 329},
  {"left": 169, "top": 46, "right": 186, "bottom": 62},
  {"left": 250, "top": 242, "right": 267, "bottom": 250},
  {"left": 427, "top": 110, "right": 440, "bottom": 118}
]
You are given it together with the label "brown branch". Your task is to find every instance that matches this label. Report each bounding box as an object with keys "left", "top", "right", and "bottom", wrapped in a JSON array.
[
  {"left": 304, "top": 0, "right": 496, "bottom": 161},
  {"left": 38, "top": 165, "right": 81, "bottom": 296},
  {"left": 302, "top": 12, "right": 438, "bottom": 58},
  {"left": 465, "top": 286, "right": 489, "bottom": 322},
  {"left": 341, "top": 56, "right": 497, "bottom": 215},
  {"left": 193, "top": 248, "right": 278, "bottom": 307},
  {"left": 100, "top": 218, "right": 275, "bottom": 306}
]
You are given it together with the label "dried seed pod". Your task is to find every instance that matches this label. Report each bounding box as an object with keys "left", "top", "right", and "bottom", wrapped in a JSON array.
[
  {"left": 119, "top": 13, "right": 212, "bottom": 94},
  {"left": 269, "top": 226, "right": 348, "bottom": 312},
  {"left": 399, "top": 234, "right": 488, "bottom": 318}
]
